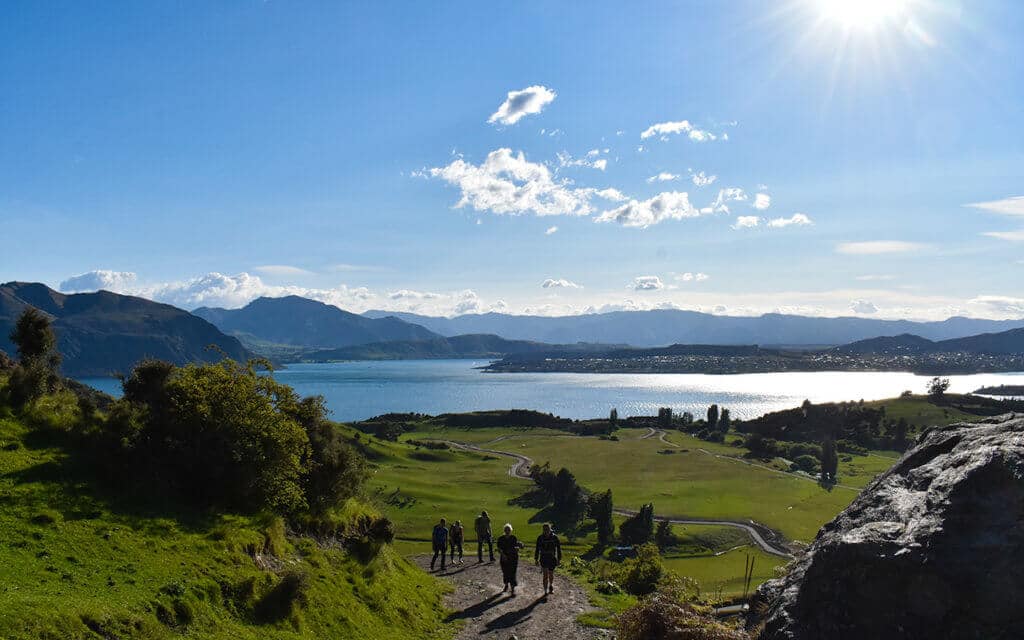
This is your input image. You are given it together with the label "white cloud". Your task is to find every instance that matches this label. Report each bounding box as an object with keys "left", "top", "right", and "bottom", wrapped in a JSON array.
[
  {"left": 632, "top": 276, "right": 665, "bottom": 291},
  {"left": 592, "top": 158, "right": 607, "bottom": 171},
  {"left": 557, "top": 150, "right": 607, "bottom": 172},
  {"left": 965, "top": 196, "right": 1024, "bottom": 217},
  {"left": 595, "top": 188, "right": 628, "bottom": 202},
  {"left": 640, "top": 120, "right": 717, "bottom": 142},
  {"left": 836, "top": 241, "right": 926, "bottom": 255},
  {"left": 541, "top": 278, "right": 581, "bottom": 289},
  {"left": 850, "top": 299, "right": 879, "bottom": 314},
  {"left": 704, "top": 187, "right": 747, "bottom": 214},
  {"left": 545, "top": 226, "right": 559, "bottom": 235},
  {"left": 595, "top": 191, "right": 701, "bottom": 228},
  {"left": 429, "top": 148, "right": 594, "bottom": 217},
  {"left": 967, "top": 295, "right": 1024, "bottom": 316},
  {"left": 855, "top": 274, "right": 895, "bottom": 281},
  {"left": 767, "top": 213, "right": 813, "bottom": 228},
  {"left": 752, "top": 193, "right": 771, "bottom": 210},
  {"left": 253, "top": 265, "right": 314, "bottom": 277},
  {"left": 488, "top": 85, "right": 556, "bottom": 126},
  {"left": 646, "top": 172, "right": 679, "bottom": 183},
  {"left": 675, "top": 272, "right": 709, "bottom": 282},
  {"left": 59, "top": 270, "right": 138, "bottom": 293},
  {"left": 982, "top": 230, "right": 1024, "bottom": 241},
  {"left": 690, "top": 171, "right": 717, "bottom": 187},
  {"left": 732, "top": 216, "right": 760, "bottom": 229}
]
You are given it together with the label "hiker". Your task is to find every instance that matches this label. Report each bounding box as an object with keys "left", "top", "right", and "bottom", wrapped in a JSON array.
[
  {"left": 449, "top": 519, "right": 464, "bottom": 564},
  {"left": 475, "top": 510, "right": 495, "bottom": 563},
  {"left": 430, "top": 517, "right": 449, "bottom": 571},
  {"left": 535, "top": 523, "right": 562, "bottom": 595},
  {"left": 496, "top": 523, "right": 524, "bottom": 595}
]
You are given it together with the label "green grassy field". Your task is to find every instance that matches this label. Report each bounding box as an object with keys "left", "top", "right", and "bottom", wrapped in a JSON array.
[{"left": 0, "top": 392, "right": 452, "bottom": 640}]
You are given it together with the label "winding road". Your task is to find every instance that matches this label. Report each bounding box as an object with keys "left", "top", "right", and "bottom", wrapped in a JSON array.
[{"left": 441, "top": 437, "right": 795, "bottom": 558}]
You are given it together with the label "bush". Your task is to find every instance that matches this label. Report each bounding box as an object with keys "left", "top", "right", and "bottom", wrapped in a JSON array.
[
  {"left": 255, "top": 569, "right": 310, "bottom": 623},
  {"left": 617, "top": 586, "right": 749, "bottom": 640},
  {"left": 620, "top": 503, "right": 655, "bottom": 545},
  {"left": 620, "top": 543, "right": 664, "bottom": 596},
  {"left": 790, "top": 454, "right": 820, "bottom": 474}
]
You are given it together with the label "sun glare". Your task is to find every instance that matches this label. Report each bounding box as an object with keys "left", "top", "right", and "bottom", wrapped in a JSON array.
[{"left": 815, "top": 0, "right": 908, "bottom": 29}]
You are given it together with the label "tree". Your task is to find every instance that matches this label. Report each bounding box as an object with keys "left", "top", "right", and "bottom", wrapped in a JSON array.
[
  {"left": 654, "top": 519, "right": 675, "bottom": 550},
  {"left": 590, "top": 489, "right": 615, "bottom": 545},
  {"left": 706, "top": 404, "right": 719, "bottom": 431},
  {"left": 927, "top": 376, "right": 950, "bottom": 399},
  {"left": 620, "top": 503, "right": 655, "bottom": 545},
  {"left": 894, "top": 417, "right": 909, "bottom": 452},
  {"left": 609, "top": 408, "right": 618, "bottom": 427},
  {"left": 658, "top": 407, "right": 672, "bottom": 428},
  {"left": 718, "top": 408, "right": 731, "bottom": 433},
  {"left": 7, "top": 308, "right": 62, "bottom": 406},
  {"left": 820, "top": 437, "right": 838, "bottom": 483}
]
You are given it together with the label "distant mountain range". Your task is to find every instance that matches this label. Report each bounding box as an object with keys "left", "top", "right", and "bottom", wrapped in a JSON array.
[
  {"left": 834, "top": 328, "right": 1024, "bottom": 356},
  {"left": 194, "top": 296, "right": 440, "bottom": 349},
  {"left": 301, "top": 334, "right": 621, "bottom": 361},
  {"left": 362, "top": 308, "right": 1024, "bottom": 347},
  {"left": 0, "top": 282, "right": 249, "bottom": 377}
]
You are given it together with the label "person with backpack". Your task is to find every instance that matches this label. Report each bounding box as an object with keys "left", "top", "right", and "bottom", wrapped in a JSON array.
[
  {"left": 534, "top": 523, "right": 562, "bottom": 595},
  {"left": 449, "top": 519, "right": 465, "bottom": 564},
  {"left": 430, "top": 517, "right": 449, "bottom": 571},
  {"left": 475, "top": 510, "right": 495, "bottom": 563},
  {"left": 496, "top": 523, "right": 524, "bottom": 595}
]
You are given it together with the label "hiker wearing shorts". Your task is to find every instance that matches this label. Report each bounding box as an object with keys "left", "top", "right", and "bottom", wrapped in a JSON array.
[
  {"left": 430, "top": 518, "right": 449, "bottom": 571},
  {"left": 535, "top": 523, "right": 562, "bottom": 595},
  {"left": 475, "top": 510, "right": 495, "bottom": 563},
  {"left": 449, "top": 520, "right": 464, "bottom": 564},
  {"left": 496, "top": 523, "right": 524, "bottom": 595}
]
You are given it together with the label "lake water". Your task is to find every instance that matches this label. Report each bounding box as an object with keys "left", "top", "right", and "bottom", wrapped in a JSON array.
[{"left": 78, "top": 360, "right": 1024, "bottom": 422}]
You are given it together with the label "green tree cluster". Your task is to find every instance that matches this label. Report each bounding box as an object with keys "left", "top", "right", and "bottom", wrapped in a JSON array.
[
  {"left": 6, "top": 308, "right": 62, "bottom": 407},
  {"left": 620, "top": 503, "right": 655, "bottom": 545}
]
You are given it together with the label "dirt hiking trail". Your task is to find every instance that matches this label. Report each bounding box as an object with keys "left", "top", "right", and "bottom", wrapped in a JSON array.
[{"left": 414, "top": 556, "right": 609, "bottom": 639}]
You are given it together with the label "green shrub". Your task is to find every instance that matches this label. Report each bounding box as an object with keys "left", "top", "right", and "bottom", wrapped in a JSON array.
[
  {"left": 790, "top": 454, "right": 820, "bottom": 474},
  {"left": 620, "top": 543, "right": 665, "bottom": 595},
  {"left": 617, "top": 582, "right": 749, "bottom": 640},
  {"left": 255, "top": 569, "right": 310, "bottom": 623}
]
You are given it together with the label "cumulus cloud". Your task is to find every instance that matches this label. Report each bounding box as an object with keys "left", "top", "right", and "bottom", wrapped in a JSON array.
[
  {"left": 60, "top": 270, "right": 138, "bottom": 293},
  {"left": 732, "top": 216, "right": 760, "bottom": 229},
  {"left": 690, "top": 171, "right": 717, "bottom": 187},
  {"left": 429, "top": 148, "right": 594, "bottom": 217},
  {"left": 632, "top": 276, "right": 665, "bottom": 291},
  {"left": 545, "top": 226, "right": 558, "bottom": 235},
  {"left": 752, "top": 193, "right": 771, "bottom": 210},
  {"left": 640, "top": 120, "right": 716, "bottom": 142},
  {"left": 965, "top": 195, "right": 1024, "bottom": 217},
  {"left": 968, "top": 295, "right": 1024, "bottom": 316},
  {"left": 253, "top": 265, "right": 314, "bottom": 277},
  {"left": 704, "top": 187, "right": 747, "bottom": 214},
  {"left": 836, "top": 241, "right": 925, "bottom": 255},
  {"left": 767, "top": 213, "right": 813, "bottom": 228},
  {"left": 541, "top": 278, "right": 581, "bottom": 289},
  {"left": 675, "top": 272, "right": 709, "bottom": 282},
  {"left": 488, "top": 85, "right": 556, "bottom": 126},
  {"left": 595, "top": 188, "right": 628, "bottom": 202},
  {"left": 850, "top": 299, "right": 879, "bottom": 314},
  {"left": 595, "top": 191, "right": 700, "bottom": 228},
  {"left": 982, "top": 230, "right": 1024, "bottom": 241},
  {"left": 646, "top": 172, "right": 679, "bottom": 183}
]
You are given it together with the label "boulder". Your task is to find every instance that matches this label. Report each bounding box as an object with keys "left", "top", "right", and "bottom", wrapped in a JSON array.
[{"left": 752, "top": 413, "right": 1024, "bottom": 640}]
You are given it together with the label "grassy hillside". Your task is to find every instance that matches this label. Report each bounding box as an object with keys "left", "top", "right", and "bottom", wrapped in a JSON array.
[{"left": 0, "top": 382, "right": 451, "bottom": 640}]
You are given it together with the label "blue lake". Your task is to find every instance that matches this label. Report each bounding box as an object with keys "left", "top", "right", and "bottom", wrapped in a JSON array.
[{"left": 78, "top": 360, "right": 1024, "bottom": 422}]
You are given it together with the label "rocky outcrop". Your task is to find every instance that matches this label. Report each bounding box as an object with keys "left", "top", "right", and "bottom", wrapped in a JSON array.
[{"left": 752, "top": 413, "right": 1024, "bottom": 640}]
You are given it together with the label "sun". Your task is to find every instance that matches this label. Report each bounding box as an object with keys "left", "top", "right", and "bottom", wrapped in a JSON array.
[{"left": 814, "top": 0, "right": 909, "bottom": 30}]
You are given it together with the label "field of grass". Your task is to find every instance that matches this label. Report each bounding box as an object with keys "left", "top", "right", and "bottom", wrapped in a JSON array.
[{"left": 0, "top": 392, "right": 452, "bottom": 640}]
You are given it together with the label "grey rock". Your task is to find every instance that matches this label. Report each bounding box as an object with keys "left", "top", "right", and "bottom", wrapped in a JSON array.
[{"left": 752, "top": 413, "right": 1024, "bottom": 640}]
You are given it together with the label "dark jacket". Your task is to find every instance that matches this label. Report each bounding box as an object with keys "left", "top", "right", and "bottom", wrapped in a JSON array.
[
  {"left": 496, "top": 534, "right": 523, "bottom": 559},
  {"left": 535, "top": 532, "right": 562, "bottom": 562},
  {"left": 432, "top": 524, "right": 449, "bottom": 547}
]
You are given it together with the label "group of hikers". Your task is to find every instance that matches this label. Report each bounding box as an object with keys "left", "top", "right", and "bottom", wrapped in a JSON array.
[{"left": 430, "top": 510, "right": 563, "bottom": 596}]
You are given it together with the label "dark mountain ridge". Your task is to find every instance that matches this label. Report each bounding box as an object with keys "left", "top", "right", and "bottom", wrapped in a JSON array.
[
  {"left": 194, "top": 296, "right": 440, "bottom": 349},
  {"left": 0, "top": 282, "right": 250, "bottom": 377},
  {"left": 362, "top": 308, "right": 1024, "bottom": 347},
  {"left": 835, "top": 328, "right": 1024, "bottom": 355}
]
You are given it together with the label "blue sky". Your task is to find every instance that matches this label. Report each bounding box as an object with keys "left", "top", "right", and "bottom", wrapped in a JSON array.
[{"left": 2, "top": 0, "right": 1023, "bottom": 319}]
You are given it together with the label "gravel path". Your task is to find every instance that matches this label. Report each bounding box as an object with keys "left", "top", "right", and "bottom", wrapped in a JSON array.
[{"left": 414, "top": 556, "right": 607, "bottom": 639}]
